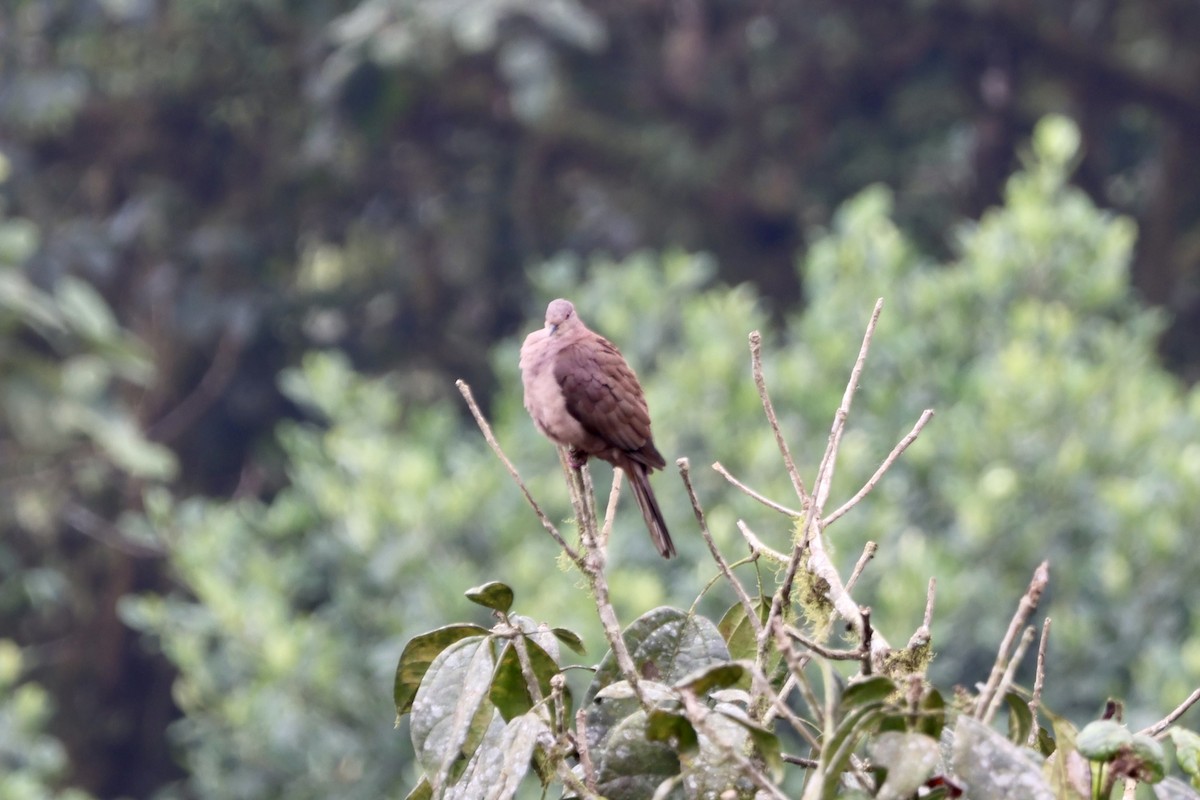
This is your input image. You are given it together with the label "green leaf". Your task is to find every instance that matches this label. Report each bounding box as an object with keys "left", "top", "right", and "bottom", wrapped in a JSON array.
[
  {"left": 918, "top": 687, "right": 946, "bottom": 740},
  {"left": 465, "top": 581, "right": 514, "bottom": 613},
  {"left": 409, "top": 635, "right": 499, "bottom": 789},
  {"left": 394, "top": 624, "right": 490, "bottom": 716},
  {"left": 403, "top": 776, "right": 432, "bottom": 800},
  {"left": 842, "top": 675, "right": 896, "bottom": 709},
  {"left": 551, "top": 626, "right": 586, "bottom": 655},
  {"left": 55, "top": 276, "right": 118, "bottom": 341},
  {"left": 1076, "top": 719, "right": 1132, "bottom": 762},
  {"left": 584, "top": 683, "right": 680, "bottom": 800},
  {"left": 717, "top": 597, "right": 770, "bottom": 661},
  {"left": 950, "top": 716, "right": 1054, "bottom": 800},
  {"left": 712, "top": 704, "right": 782, "bottom": 781},
  {"left": 450, "top": 712, "right": 548, "bottom": 799},
  {"left": 584, "top": 607, "right": 730, "bottom": 705},
  {"left": 673, "top": 662, "right": 746, "bottom": 696},
  {"left": 646, "top": 709, "right": 698, "bottom": 753},
  {"left": 489, "top": 636, "right": 566, "bottom": 722},
  {"left": 1170, "top": 729, "right": 1200, "bottom": 788},
  {"left": 1006, "top": 690, "right": 1034, "bottom": 744},
  {"left": 869, "top": 731, "right": 940, "bottom": 800},
  {"left": 1128, "top": 733, "right": 1165, "bottom": 783}
]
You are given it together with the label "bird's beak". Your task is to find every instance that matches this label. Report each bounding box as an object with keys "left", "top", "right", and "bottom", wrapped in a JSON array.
[{"left": 547, "top": 322, "right": 558, "bottom": 335}]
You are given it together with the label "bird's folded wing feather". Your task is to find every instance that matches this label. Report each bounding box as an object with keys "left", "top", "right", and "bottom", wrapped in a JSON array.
[{"left": 555, "top": 336, "right": 655, "bottom": 455}]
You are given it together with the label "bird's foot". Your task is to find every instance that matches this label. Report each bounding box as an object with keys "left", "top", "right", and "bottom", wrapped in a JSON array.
[{"left": 567, "top": 447, "right": 588, "bottom": 469}]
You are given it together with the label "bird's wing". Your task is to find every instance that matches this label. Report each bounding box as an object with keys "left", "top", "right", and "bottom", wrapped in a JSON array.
[{"left": 554, "top": 335, "right": 660, "bottom": 460}]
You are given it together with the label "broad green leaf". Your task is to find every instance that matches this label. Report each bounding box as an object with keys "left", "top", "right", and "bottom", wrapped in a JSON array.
[
  {"left": 409, "top": 635, "right": 499, "bottom": 789},
  {"left": 56, "top": 276, "right": 118, "bottom": 341},
  {"left": 841, "top": 675, "right": 896, "bottom": 709},
  {"left": 450, "top": 712, "right": 548, "bottom": 800},
  {"left": 950, "top": 716, "right": 1053, "bottom": 800},
  {"left": 869, "top": 731, "right": 939, "bottom": 800},
  {"left": 551, "top": 627, "right": 586, "bottom": 655},
  {"left": 403, "top": 776, "right": 432, "bottom": 800},
  {"left": 585, "top": 684, "right": 680, "bottom": 800},
  {"left": 489, "top": 636, "right": 567, "bottom": 722},
  {"left": 646, "top": 709, "right": 698, "bottom": 754},
  {"left": 585, "top": 607, "right": 730, "bottom": 705},
  {"left": 465, "top": 581, "right": 514, "bottom": 613},
  {"left": 1170, "top": 729, "right": 1200, "bottom": 789},
  {"left": 1076, "top": 719, "right": 1131, "bottom": 761},
  {"left": 1129, "top": 733, "right": 1166, "bottom": 784},
  {"left": 394, "top": 624, "right": 490, "bottom": 716},
  {"left": 1006, "top": 690, "right": 1034, "bottom": 744},
  {"left": 673, "top": 662, "right": 745, "bottom": 696}
]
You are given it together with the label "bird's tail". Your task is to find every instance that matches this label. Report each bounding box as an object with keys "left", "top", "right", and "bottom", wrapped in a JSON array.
[{"left": 627, "top": 463, "right": 675, "bottom": 558}]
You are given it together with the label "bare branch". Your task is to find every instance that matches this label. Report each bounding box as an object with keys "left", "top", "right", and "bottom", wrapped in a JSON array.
[
  {"left": 824, "top": 409, "right": 935, "bottom": 526},
  {"left": 749, "top": 330, "right": 808, "bottom": 504},
  {"left": 712, "top": 461, "right": 802, "bottom": 517},
  {"left": 457, "top": 380, "right": 579, "bottom": 562},
  {"left": 1028, "top": 618, "right": 1052, "bottom": 746},
  {"left": 1139, "top": 686, "right": 1200, "bottom": 738},
  {"left": 812, "top": 298, "right": 884, "bottom": 513},
  {"left": 679, "top": 458, "right": 761, "bottom": 638},
  {"left": 845, "top": 541, "right": 878, "bottom": 591},
  {"left": 975, "top": 561, "right": 1050, "bottom": 718},
  {"left": 736, "top": 520, "right": 787, "bottom": 562},
  {"left": 983, "top": 625, "right": 1036, "bottom": 725},
  {"left": 783, "top": 624, "right": 868, "bottom": 661}
]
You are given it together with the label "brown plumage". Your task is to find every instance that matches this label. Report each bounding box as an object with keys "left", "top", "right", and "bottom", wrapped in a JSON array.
[{"left": 519, "top": 299, "right": 675, "bottom": 558}]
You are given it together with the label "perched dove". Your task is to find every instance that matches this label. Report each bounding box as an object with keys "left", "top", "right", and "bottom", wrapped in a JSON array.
[{"left": 519, "top": 299, "right": 675, "bottom": 558}]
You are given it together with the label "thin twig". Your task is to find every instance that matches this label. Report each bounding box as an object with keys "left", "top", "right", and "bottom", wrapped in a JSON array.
[
  {"left": 907, "top": 578, "right": 936, "bottom": 650},
  {"left": 859, "top": 607, "right": 874, "bottom": 675},
  {"left": 599, "top": 468, "right": 623, "bottom": 550},
  {"left": 783, "top": 624, "right": 868, "bottom": 661},
  {"left": 983, "top": 625, "right": 1036, "bottom": 725},
  {"left": 975, "top": 561, "right": 1049, "bottom": 718},
  {"left": 1139, "top": 686, "right": 1200, "bottom": 737},
  {"left": 712, "top": 461, "right": 802, "bottom": 517},
  {"left": 1027, "top": 618, "right": 1052, "bottom": 746},
  {"left": 736, "top": 520, "right": 787, "bottom": 562},
  {"left": 679, "top": 458, "right": 761, "bottom": 638},
  {"left": 812, "top": 298, "right": 883, "bottom": 513},
  {"left": 824, "top": 409, "right": 935, "bottom": 526},
  {"left": 845, "top": 541, "right": 878, "bottom": 591},
  {"left": 749, "top": 330, "right": 808, "bottom": 504},
  {"left": 457, "top": 380, "right": 579, "bottom": 562}
]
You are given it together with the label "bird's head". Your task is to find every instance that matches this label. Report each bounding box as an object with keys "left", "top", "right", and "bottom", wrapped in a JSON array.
[{"left": 545, "top": 298, "right": 577, "bottom": 335}]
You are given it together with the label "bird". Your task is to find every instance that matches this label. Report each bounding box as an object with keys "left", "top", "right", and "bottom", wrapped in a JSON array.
[{"left": 519, "top": 298, "right": 675, "bottom": 558}]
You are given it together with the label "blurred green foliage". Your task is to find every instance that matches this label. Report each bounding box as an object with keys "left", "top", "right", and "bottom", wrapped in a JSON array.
[
  {"left": 0, "top": 640, "right": 95, "bottom": 800},
  {"left": 122, "top": 117, "right": 1200, "bottom": 795}
]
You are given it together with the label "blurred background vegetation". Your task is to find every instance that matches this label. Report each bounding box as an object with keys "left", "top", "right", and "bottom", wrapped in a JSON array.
[{"left": 2, "top": 0, "right": 1200, "bottom": 797}]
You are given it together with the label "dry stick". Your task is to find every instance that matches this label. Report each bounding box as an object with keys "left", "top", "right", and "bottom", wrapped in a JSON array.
[
  {"left": 975, "top": 560, "right": 1050, "bottom": 718},
  {"left": 783, "top": 625, "right": 869, "bottom": 661},
  {"left": 983, "top": 625, "right": 1037, "bottom": 725},
  {"left": 859, "top": 607, "right": 875, "bottom": 676},
  {"left": 824, "top": 409, "right": 935, "bottom": 526},
  {"left": 1139, "top": 686, "right": 1200, "bottom": 738},
  {"left": 599, "top": 469, "right": 623, "bottom": 548},
  {"left": 907, "top": 577, "right": 936, "bottom": 649},
  {"left": 1027, "top": 618, "right": 1052, "bottom": 746},
  {"left": 812, "top": 298, "right": 884, "bottom": 514},
  {"left": 749, "top": 330, "right": 809, "bottom": 504},
  {"left": 760, "top": 302, "right": 890, "bottom": 663},
  {"left": 679, "top": 692, "right": 791, "bottom": 800},
  {"left": 712, "top": 461, "right": 802, "bottom": 517},
  {"left": 845, "top": 541, "right": 878, "bottom": 591},
  {"left": 736, "top": 520, "right": 787, "bottom": 562},
  {"left": 678, "top": 458, "right": 762, "bottom": 638},
  {"left": 574, "top": 706, "right": 598, "bottom": 791},
  {"left": 457, "top": 380, "right": 580, "bottom": 563}
]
